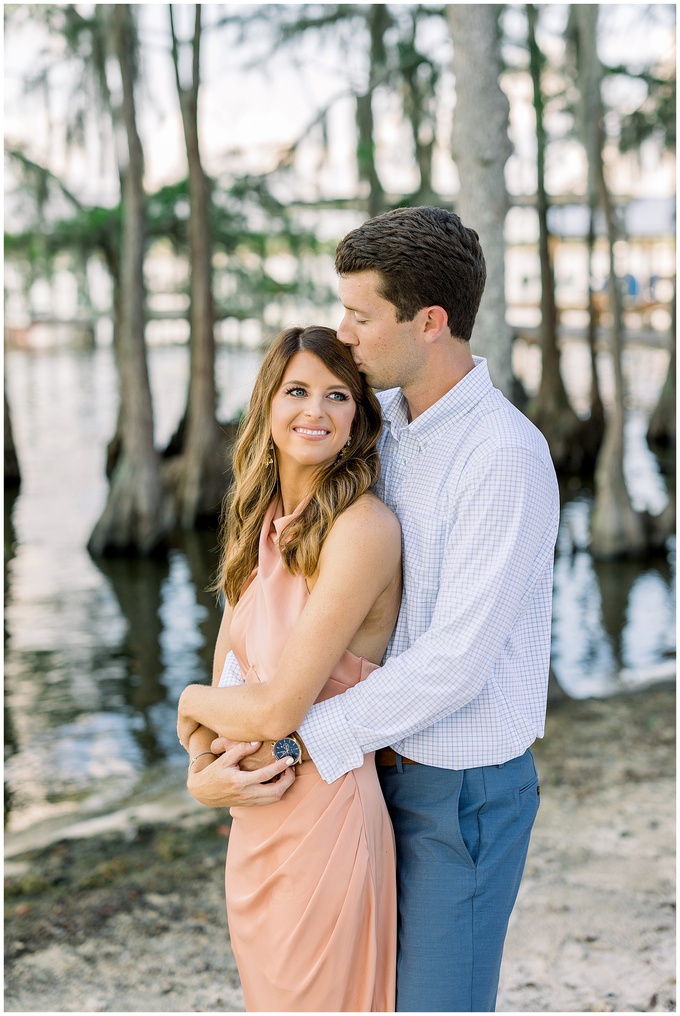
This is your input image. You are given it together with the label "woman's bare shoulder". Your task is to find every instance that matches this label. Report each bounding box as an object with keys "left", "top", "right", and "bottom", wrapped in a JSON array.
[{"left": 325, "top": 493, "right": 401, "bottom": 555}]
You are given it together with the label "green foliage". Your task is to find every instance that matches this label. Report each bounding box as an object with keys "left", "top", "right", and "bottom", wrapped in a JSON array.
[
  {"left": 146, "top": 180, "right": 190, "bottom": 250},
  {"left": 223, "top": 3, "right": 448, "bottom": 203},
  {"left": 611, "top": 68, "right": 676, "bottom": 154},
  {"left": 208, "top": 173, "right": 335, "bottom": 318},
  {"left": 502, "top": 5, "right": 675, "bottom": 164},
  {"left": 5, "top": 162, "right": 334, "bottom": 317},
  {"left": 5, "top": 199, "right": 119, "bottom": 278}
]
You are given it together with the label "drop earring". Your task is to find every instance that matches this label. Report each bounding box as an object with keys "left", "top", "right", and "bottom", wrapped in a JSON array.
[{"left": 338, "top": 435, "right": 352, "bottom": 460}]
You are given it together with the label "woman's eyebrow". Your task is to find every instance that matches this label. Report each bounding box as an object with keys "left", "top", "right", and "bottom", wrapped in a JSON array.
[{"left": 281, "top": 378, "right": 351, "bottom": 391}]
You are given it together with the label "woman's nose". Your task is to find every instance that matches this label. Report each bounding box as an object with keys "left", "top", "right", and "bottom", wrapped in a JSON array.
[{"left": 304, "top": 396, "right": 325, "bottom": 417}]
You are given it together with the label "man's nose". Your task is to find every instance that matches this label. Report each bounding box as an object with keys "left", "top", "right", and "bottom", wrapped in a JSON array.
[{"left": 337, "top": 312, "right": 358, "bottom": 346}]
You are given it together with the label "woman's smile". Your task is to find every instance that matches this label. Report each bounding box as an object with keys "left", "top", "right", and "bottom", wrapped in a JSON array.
[{"left": 293, "top": 426, "right": 331, "bottom": 438}]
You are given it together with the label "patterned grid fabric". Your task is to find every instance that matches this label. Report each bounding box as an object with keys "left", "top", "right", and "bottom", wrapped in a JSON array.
[{"left": 221, "top": 357, "right": 560, "bottom": 784}]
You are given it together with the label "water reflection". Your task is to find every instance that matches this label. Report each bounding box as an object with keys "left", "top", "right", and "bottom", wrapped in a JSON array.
[
  {"left": 552, "top": 492, "right": 675, "bottom": 698},
  {"left": 95, "top": 553, "right": 170, "bottom": 759},
  {"left": 3, "top": 343, "right": 675, "bottom": 831},
  {"left": 4, "top": 485, "right": 21, "bottom": 824}
]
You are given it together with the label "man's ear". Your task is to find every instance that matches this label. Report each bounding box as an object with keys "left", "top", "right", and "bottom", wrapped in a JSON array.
[{"left": 421, "top": 305, "right": 449, "bottom": 344}]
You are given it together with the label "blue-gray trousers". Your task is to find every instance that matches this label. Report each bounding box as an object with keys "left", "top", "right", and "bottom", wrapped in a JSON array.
[{"left": 378, "top": 748, "right": 540, "bottom": 1012}]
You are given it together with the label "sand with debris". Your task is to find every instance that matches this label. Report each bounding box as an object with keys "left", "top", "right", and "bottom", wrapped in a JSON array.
[{"left": 4, "top": 684, "right": 675, "bottom": 1013}]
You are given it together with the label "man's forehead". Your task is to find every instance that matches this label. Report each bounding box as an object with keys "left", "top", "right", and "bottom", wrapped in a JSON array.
[{"left": 338, "top": 270, "right": 384, "bottom": 305}]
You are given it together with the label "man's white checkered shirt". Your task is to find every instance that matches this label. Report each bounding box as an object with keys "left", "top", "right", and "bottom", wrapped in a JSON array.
[{"left": 220, "top": 356, "right": 560, "bottom": 783}]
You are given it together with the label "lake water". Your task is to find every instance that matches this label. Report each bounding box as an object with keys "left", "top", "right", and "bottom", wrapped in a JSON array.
[{"left": 4, "top": 341, "right": 675, "bottom": 835}]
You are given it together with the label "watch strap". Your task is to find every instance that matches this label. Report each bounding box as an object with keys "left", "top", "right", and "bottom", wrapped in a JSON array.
[{"left": 289, "top": 731, "right": 311, "bottom": 762}]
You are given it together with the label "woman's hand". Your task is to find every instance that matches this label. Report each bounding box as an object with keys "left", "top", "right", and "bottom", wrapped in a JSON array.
[{"left": 187, "top": 739, "right": 297, "bottom": 808}]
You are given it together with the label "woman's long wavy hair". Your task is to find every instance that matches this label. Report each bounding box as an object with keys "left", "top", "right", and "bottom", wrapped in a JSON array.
[{"left": 216, "top": 325, "right": 383, "bottom": 606}]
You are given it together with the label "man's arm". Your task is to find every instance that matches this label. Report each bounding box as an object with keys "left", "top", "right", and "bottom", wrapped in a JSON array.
[{"left": 299, "top": 445, "right": 559, "bottom": 782}]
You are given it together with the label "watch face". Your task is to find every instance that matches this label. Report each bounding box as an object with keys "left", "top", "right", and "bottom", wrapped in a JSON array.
[{"left": 273, "top": 737, "right": 301, "bottom": 764}]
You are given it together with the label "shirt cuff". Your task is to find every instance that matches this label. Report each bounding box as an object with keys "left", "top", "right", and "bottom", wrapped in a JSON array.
[
  {"left": 217, "top": 650, "right": 243, "bottom": 687},
  {"left": 298, "top": 694, "right": 366, "bottom": 783}
]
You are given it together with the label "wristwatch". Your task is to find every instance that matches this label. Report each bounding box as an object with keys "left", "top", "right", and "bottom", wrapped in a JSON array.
[{"left": 272, "top": 735, "right": 303, "bottom": 765}]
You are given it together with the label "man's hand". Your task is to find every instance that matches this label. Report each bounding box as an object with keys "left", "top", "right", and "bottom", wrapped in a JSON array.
[{"left": 187, "top": 739, "right": 296, "bottom": 808}]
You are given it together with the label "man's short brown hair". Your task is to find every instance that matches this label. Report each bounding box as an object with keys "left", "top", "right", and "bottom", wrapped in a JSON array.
[{"left": 335, "top": 206, "right": 486, "bottom": 343}]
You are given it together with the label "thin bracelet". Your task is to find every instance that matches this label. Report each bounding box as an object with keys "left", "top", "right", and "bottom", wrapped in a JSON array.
[{"left": 189, "top": 750, "right": 217, "bottom": 769}]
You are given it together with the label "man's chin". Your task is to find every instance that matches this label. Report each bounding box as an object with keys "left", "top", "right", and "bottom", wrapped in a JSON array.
[{"left": 356, "top": 365, "right": 394, "bottom": 392}]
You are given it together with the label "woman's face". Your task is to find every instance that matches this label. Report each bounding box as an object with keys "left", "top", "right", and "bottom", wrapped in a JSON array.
[{"left": 270, "top": 350, "right": 357, "bottom": 475}]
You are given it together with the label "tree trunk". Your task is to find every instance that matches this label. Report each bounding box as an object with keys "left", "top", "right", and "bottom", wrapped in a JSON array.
[
  {"left": 524, "top": 3, "right": 586, "bottom": 468},
  {"left": 644, "top": 291, "right": 675, "bottom": 548},
  {"left": 4, "top": 383, "right": 21, "bottom": 489},
  {"left": 584, "top": 197, "right": 606, "bottom": 455},
  {"left": 574, "top": 5, "right": 646, "bottom": 560},
  {"left": 561, "top": 198, "right": 605, "bottom": 467},
  {"left": 356, "top": 4, "right": 391, "bottom": 218},
  {"left": 167, "top": 4, "right": 226, "bottom": 527},
  {"left": 400, "top": 13, "right": 437, "bottom": 206},
  {"left": 647, "top": 289, "right": 676, "bottom": 449},
  {"left": 102, "top": 243, "right": 125, "bottom": 478},
  {"left": 89, "top": 4, "right": 174, "bottom": 557},
  {"left": 448, "top": 3, "right": 514, "bottom": 398}
]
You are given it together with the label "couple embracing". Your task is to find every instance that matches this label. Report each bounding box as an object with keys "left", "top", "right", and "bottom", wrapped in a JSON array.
[{"left": 177, "top": 206, "right": 560, "bottom": 1013}]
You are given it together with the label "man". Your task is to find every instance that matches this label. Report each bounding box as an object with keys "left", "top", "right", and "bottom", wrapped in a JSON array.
[{"left": 188, "top": 206, "right": 560, "bottom": 1012}]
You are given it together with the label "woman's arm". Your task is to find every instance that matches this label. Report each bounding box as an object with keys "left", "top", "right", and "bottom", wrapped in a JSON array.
[
  {"left": 212, "top": 599, "right": 235, "bottom": 685},
  {"left": 185, "top": 725, "right": 220, "bottom": 774},
  {"left": 178, "top": 600, "right": 236, "bottom": 770},
  {"left": 177, "top": 497, "right": 401, "bottom": 744}
]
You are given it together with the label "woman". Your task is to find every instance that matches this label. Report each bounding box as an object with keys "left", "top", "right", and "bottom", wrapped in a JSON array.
[{"left": 177, "top": 325, "right": 402, "bottom": 1012}]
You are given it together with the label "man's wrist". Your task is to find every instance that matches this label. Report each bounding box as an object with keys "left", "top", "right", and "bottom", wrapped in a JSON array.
[
  {"left": 288, "top": 731, "right": 311, "bottom": 762},
  {"left": 239, "top": 735, "right": 310, "bottom": 772},
  {"left": 273, "top": 733, "right": 311, "bottom": 764}
]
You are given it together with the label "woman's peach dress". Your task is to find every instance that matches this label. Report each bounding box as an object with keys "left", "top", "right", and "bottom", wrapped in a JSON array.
[{"left": 225, "top": 498, "right": 397, "bottom": 1012}]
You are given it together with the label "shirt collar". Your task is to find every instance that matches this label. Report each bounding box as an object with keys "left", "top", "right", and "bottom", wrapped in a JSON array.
[{"left": 379, "top": 356, "right": 493, "bottom": 443}]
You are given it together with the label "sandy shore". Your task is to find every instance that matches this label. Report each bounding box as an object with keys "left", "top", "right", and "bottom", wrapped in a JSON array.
[{"left": 4, "top": 684, "right": 676, "bottom": 1013}]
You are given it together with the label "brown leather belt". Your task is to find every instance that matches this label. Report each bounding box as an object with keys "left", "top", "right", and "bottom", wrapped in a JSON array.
[{"left": 375, "top": 747, "right": 419, "bottom": 767}]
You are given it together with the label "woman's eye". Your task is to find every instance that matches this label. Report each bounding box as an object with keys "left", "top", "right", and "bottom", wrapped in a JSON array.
[
  {"left": 328, "top": 392, "right": 350, "bottom": 402},
  {"left": 284, "top": 386, "right": 306, "bottom": 397}
]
